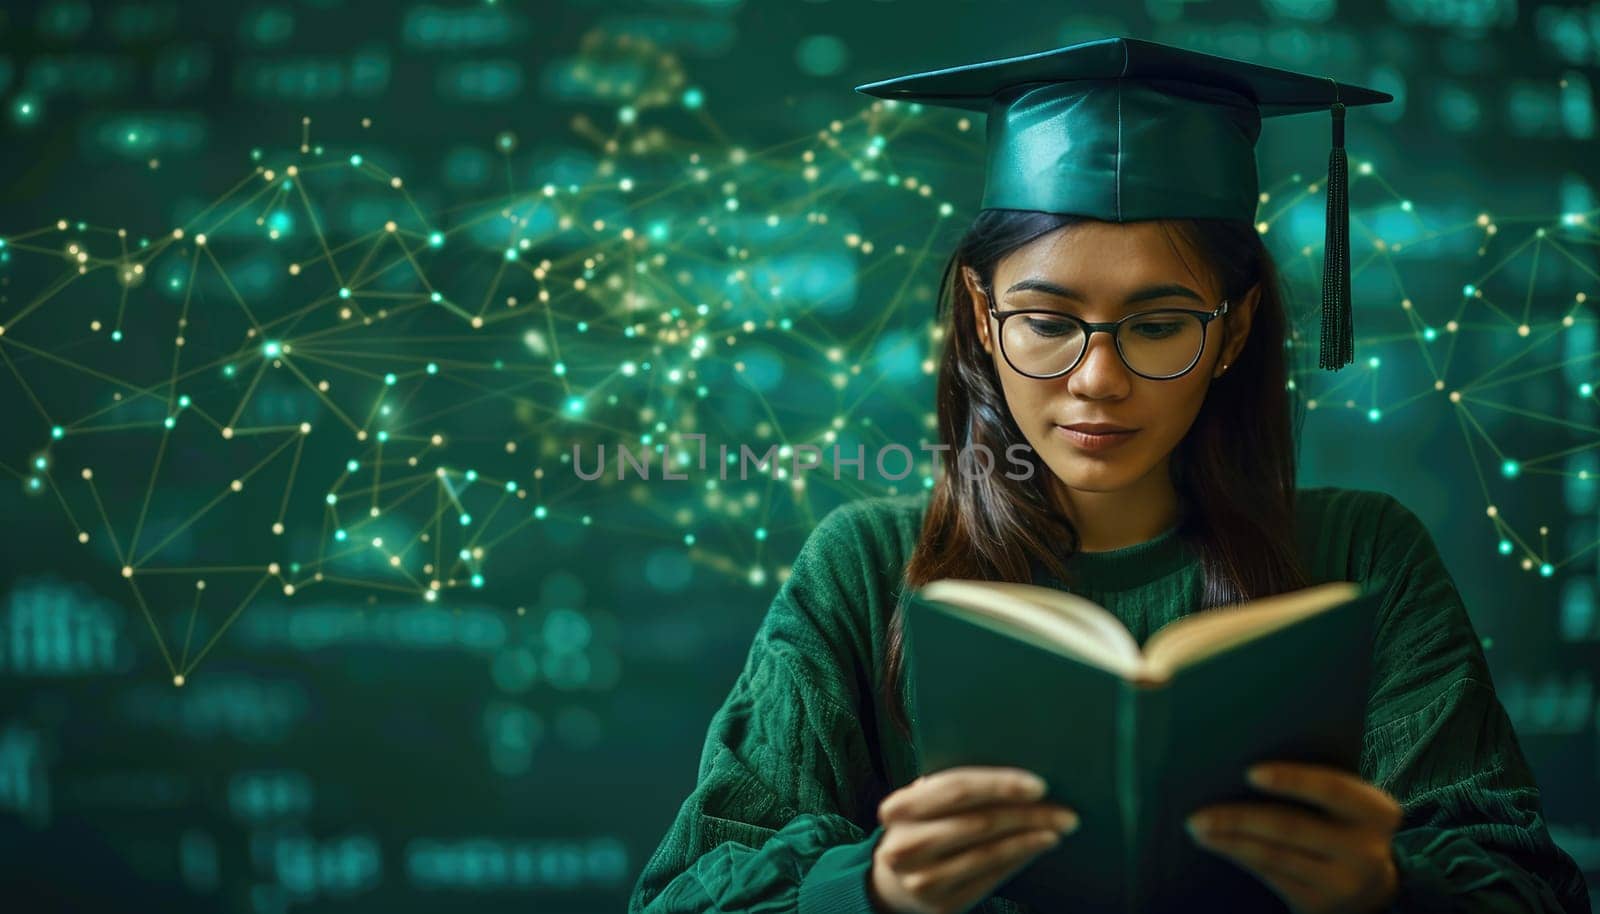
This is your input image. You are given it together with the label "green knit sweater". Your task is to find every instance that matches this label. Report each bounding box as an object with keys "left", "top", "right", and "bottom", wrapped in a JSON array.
[{"left": 628, "top": 486, "right": 1592, "bottom": 913}]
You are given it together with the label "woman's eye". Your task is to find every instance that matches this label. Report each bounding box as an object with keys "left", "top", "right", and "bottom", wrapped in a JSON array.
[
  {"left": 1022, "top": 317, "right": 1076, "bottom": 337},
  {"left": 1129, "top": 319, "right": 1183, "bottom": 339}
]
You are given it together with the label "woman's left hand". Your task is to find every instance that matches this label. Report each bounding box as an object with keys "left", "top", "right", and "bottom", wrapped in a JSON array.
[{"left": 1186, "top": 761, "right": 1404, "bottom": 914}]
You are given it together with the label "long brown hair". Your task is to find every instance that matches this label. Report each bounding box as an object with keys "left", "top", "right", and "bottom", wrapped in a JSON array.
[{"left": 882, "top": 209, "right": 1312, "bottom": 737}]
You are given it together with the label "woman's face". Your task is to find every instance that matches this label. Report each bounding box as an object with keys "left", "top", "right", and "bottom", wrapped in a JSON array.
[{"left": 963, "top": 220, "right": 1258, "bottom": 500}]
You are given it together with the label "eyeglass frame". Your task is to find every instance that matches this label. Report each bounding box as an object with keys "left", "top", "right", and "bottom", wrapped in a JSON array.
[{"left": 975, "top": 278, "right": 1231, "bottom": 381}]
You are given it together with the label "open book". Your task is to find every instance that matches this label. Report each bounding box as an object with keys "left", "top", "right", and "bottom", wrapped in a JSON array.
[{"left": 903, "top": 578, "right": 1379, "bottom": 914}]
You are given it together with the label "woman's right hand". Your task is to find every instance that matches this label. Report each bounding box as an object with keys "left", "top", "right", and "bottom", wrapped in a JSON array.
[{"left": 868, "top": 766, "right": 1078, "bottom": 914}]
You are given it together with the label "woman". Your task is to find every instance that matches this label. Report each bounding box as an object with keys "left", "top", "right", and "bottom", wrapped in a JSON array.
[{"left": 629, "top": 39, "right": 1592, "bottom": 914}]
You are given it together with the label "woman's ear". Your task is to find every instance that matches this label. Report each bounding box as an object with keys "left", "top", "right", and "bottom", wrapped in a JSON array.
[
  {"left": 1217, "top": 281, "right": 1261, "bottom": 373},
  {"left": 961, "top": 266, "right": 993, "bottom": 355}
]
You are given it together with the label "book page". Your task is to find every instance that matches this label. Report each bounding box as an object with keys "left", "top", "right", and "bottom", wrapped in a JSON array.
[
  {"left": 975, "top": 582, "right": 1142, "bottom": 664},
  {"left": 917, "top": 579, "right": 1141, "bottom": 677},
  {"left": 1141, "top": 581, "right": 1360, "bottom": 676}
]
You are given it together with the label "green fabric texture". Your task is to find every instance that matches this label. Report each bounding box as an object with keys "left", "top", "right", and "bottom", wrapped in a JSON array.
[
  {"left": 851, "top": 37, "right": 1392, "bottom": 221},
  {"left": 627, "top": 487, "right": 1592, "bottom": 913}
]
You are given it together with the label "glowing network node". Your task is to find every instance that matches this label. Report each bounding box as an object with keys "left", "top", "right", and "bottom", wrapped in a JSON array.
[
  {"left": 262, "top": 340, "right": 282, "bottom": 358},
  {"left": 1501, "top": 460, "right": 1521, "bottom": 478}
]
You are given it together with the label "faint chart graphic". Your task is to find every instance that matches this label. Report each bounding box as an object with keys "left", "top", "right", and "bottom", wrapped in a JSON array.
[{"left": 2, "top": 31, "right": 1598, "bottom": 689}]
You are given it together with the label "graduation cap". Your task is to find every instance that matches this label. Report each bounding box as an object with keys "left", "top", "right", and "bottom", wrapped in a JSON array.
[{"left": 854, "top": 36, "right": 1394, "bottom": 372}]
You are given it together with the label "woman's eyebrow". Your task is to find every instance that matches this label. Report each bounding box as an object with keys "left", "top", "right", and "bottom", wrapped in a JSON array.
[{"left": 1004, "top": 278, "right": 1204, "bottom": 305}]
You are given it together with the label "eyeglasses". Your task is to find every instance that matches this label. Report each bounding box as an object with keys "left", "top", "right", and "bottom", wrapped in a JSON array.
[{"left": 977, "top": 280, "right": 1229, "bottom": 381}]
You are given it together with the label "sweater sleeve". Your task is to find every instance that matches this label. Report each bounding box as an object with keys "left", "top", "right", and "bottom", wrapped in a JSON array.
[
  {"left": 627, "top": 501, "right": 891, "bottom": 914},
  {"left": 1360, "top": 494, "right": 1592, "bottom": 914}
]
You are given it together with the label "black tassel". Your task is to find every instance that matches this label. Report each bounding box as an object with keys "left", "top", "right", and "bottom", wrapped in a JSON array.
[{"left": 1320, "top": 100, "right": 1352, "bottom": 370}]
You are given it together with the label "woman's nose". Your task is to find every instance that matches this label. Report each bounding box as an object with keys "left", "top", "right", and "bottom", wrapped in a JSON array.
[{"left": 1067, "top": 332, "right": 1133, "bottom": 393}]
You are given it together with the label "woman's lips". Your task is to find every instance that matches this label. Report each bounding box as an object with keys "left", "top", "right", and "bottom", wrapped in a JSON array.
[{"left": 1055, "top": 425, "right": 1138, "bottom": 451}]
